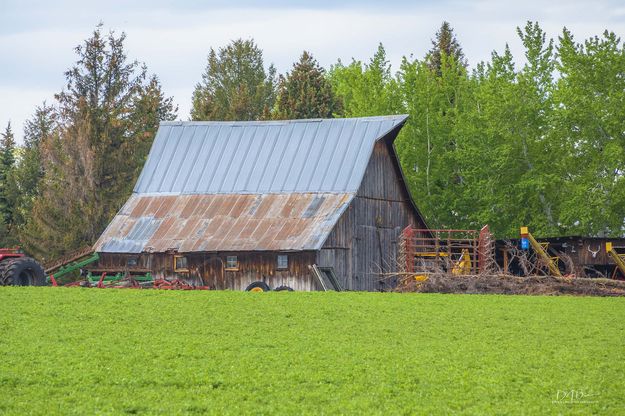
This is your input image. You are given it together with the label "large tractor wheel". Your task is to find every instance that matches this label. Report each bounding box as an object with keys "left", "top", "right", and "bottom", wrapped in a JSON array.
[
  {"left": 245, "top": 281, "right": 271, "bottom": 292},
  {"left": 0, "top": 257, "right": 46, "bottom": 286},
  {"left": 0, "top": 260, "right": 10, "bottom": 286}
]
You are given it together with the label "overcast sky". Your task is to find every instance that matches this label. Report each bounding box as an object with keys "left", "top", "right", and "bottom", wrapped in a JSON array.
[{"left": 1, "top": 0, "right": 624, "bottom": 143}]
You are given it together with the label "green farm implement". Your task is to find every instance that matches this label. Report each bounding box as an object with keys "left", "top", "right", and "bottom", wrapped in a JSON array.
[{"left": 43, "top": 246, "right": 207, "bottom": 289}]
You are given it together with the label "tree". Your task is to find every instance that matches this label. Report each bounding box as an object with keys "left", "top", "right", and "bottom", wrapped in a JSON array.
[
  {"left": 22, "top": 25, "right": 176, "bottom": 259},
  {"left": 11, "top": 103, "right": 56, "bottom": 231},
  {"left": 553, "top": 28, "right": 625, "bottom": 236},
  {"left": 0, "top": 122, "right": 16, "bottom": 230},
  {"left": 328, "top": 43, "right": 402, "bottom": 117},
  {"left": 395, "top": 46, "right": 474, "bottom": 230},
  {"left": 191, "top": 39, "right": 277, "bottom": 121},
  {"left": 427, "top": 21, "right": 467, "bottom": 74},
  {"left": 274, "top": 51, "right": 342, "bottom": 119},
  {"left": 123, "top": 75, "right": 177, "bottom": 195}
]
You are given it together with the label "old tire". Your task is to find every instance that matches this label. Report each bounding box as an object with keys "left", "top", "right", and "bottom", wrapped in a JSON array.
[
  {"left": 0, "top": 257, "right": 46, "bottom": 286},
  {"left": 274, "top": 285, "right": 294, "bottom": 292},
  {"left": 0, "top": 260, "right": 10, "bottom": 286},
  {"left": 245, "top": 281, "right": 271, "bottom": 292}
]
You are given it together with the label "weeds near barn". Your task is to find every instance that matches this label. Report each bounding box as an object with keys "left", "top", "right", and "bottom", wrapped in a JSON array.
[{"left": 1, "top": 288, "right": 624, "bottom": 414}]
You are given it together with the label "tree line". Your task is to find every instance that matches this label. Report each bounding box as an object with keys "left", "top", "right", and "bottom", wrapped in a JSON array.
[{"left": 1, "top": 21, "right": 624, "bottom": 259}]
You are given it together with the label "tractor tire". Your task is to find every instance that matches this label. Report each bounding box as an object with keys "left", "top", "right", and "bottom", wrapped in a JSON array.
[
  {"left": 0, "top": 260, "right": 10, "bottom": 286},
  {"left": 274, "top": 285, "right": 294, "bottom": 292},
  {"left": 245, "top": 281, "right": 271, "bottom": 292},
  {"left": 0, "top": 257, "right": 46, "bottom": 286}
]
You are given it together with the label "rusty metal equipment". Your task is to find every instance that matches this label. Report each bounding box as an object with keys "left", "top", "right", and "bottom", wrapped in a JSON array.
[
  {"left": 606, "top": 242, "right": 625, "bottom": 279},
  {"left": 42, "top": 247, "right": 210, "bottom": 290},
  {"left": 520, "top": 227, "right": 562, "bottom": 277},
  {"left": 399, "top": 226, "right": 493, "bottom": 277}
]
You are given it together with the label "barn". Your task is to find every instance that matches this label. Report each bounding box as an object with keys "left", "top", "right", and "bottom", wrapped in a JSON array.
[{"left": 92, "top": 115, "right": 428, "bottom": 291}]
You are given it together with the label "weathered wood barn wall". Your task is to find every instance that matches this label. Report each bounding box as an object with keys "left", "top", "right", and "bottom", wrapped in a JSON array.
[
  {"left": 96, "top": 251, "right": 318, "bottom": 290},
  {"left": 318, "top": 137, "right": 427, "bottom": 291},
  {"left": 93, "top": 115, "right": 428, "bottom": 291}
]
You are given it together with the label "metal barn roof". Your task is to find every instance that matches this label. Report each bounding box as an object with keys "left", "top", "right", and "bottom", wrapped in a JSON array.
[
  {"left": 94, "top": 193, "right": 352, "bottom": 253},
  {"left": 95, "top": 115, "right": 409, "bottom": 253},
  {"left": 134, "top": 115, "right": 408, "bottom": 195}
]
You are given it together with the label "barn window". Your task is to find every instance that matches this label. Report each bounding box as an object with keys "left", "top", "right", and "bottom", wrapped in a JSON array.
[
  {"left": 173, "top": 255, "right": 188, "bottom": 272},
  {"left": 277, "top": 254, "right": 288, "bottom": 270},
  {"left": 127, "top": 257, "right": 138, "bottom": 267},
  {"left": 225, "top": 255, "right": 239, "bottom": 270}
]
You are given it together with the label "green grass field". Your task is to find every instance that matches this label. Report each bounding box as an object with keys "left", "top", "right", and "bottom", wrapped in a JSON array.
[{"left": 1, "top": 288, "right": 624, "bottom": 415}]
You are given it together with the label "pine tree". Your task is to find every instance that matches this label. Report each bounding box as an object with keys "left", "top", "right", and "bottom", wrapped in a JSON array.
[
  {"left": 22, "top": 26, "right": 177, "bottom": 259},
  {"left": 427, "top": 21, "right": 467, "bottom": 74},
  {"left": 274, "top": 51, "right": 342, "bottom": 119},
  {"left": 0, "top": 122, "right": 16, "bottom": 227},
  {"left": 191, "top": 39, "right": 277, "bottom": 121},
  {"left": 12, "top": 103, "right": 56, "bottom": 230}
]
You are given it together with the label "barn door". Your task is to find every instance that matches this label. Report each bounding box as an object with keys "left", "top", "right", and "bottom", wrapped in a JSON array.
[{"left": 202, "top": 256, "right": 224, "bottom": 289}]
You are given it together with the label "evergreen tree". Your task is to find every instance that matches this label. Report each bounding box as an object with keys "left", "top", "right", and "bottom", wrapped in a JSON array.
[
  {"left": 0, "top": 122, "right": 16, "bottom": 228},
  {"left": 123, "top": 75, "right": 177, "bottom": 196},
  {"left": 191, "top": 39, "right": 277, "bottom": 121},
  {"left": 22, "top": 26, "right": 176, "bottom": 259},
  {"left": 12, "top": 103, "right": 56, "bottom": 231},
  {"left": 274, "top": 51, "right": 342, "bottom": 119},
  {"left": 427, "top": 21, "right": 467, "bottom": 74}
]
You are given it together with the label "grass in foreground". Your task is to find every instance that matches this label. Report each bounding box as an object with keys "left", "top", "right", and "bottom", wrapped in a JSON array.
[{"left": 1, "top": 288, "right": 624, "bottom": 415}]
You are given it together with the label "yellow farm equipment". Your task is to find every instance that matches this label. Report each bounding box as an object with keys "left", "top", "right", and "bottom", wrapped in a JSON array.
[
  {"left": 520, "top": 227, "right": 562, "bottom": 277},
  {"left": 606, "top": 242, "right": 625, "bottom": 279},
  {"left": 399, "top": 227, "right": 489, "bottom": 278}
]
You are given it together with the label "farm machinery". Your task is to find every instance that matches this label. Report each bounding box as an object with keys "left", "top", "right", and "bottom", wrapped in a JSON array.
[
  {"left": 399, "top": 225, "right": 625, "bottom": 280},
  {"left": 0, "top": 246, "right": 208, "bottom": 289},
  {"left": 44, "top": 248, "right": 208, "bottom": 289},
  {"left": 0, "top": 247, "right": 46, "bottom": 286}
]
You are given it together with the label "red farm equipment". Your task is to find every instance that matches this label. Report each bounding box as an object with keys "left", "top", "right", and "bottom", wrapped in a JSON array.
[{"left": 0, "top": 247, "right": 46, "bottom": 286}]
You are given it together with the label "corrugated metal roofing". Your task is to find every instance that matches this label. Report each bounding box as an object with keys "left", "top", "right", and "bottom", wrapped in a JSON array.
[
  {"left": 96, "top": 115, "right": 409, "bottom": 253},
  {"left": 134, "top": 115, "right": 408, "bottom": 195},
  {"left": 94, "top": 193, "right": 352, "bottom": 253}
]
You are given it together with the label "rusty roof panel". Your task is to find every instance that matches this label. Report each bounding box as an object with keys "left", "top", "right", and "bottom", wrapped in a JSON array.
[{"left": 94, "top": 193, "right": 353, "bottom": 253}]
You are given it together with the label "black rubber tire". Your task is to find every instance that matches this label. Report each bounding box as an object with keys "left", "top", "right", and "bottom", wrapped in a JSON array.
[
  {"left": 245, "top": 281, "right": 271, "bottom": 292},
  {"left": 0, "top": 257, "right": 46, "bottom": 286},
  {"left": 274, "top": 285, "right": 294, "bottom": 292},
  {"left": 0, "top": 260, "right": 11, "bottom": 286}
]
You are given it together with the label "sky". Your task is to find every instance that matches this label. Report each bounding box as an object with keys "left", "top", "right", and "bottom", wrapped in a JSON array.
[{"left": 1, "top": 0, "right": 624, "bottom": 144}]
